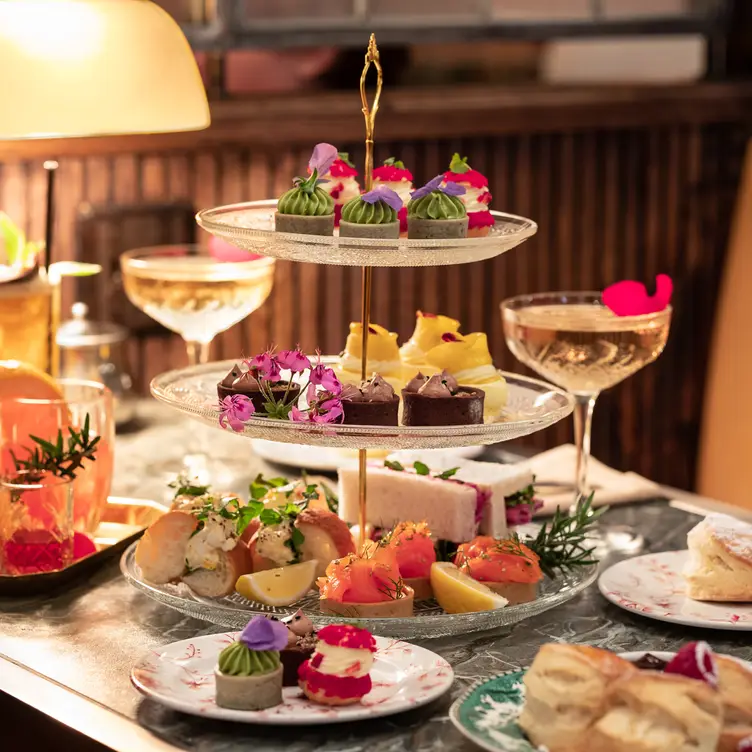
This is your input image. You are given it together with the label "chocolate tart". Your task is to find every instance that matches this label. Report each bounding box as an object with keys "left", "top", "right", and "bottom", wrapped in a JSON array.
[
  {"left": 341, "top": 395, "right": 399, "bottom": 426},
  {"left": 401, "top": 386, "right": 485, "bottom": 426},
  {"left": 217, "top": 381, "right": 301, "bottom": 413},
  {"left": 319, "top": 587, "right": 415, "bottom": 618},
  {"left": 280, "top": 636, "right": 316, "bottom": 687}
]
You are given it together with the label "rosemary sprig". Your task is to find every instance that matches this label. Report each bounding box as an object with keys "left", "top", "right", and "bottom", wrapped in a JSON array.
[
  {"left": 520, "top": 493, "right": 605, "bottom": 579},
  {"left": 9, "top": 413, "right": 100, "bottom": 481}
]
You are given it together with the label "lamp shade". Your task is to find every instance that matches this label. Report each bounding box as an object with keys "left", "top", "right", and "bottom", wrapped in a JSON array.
[{"left": 0, "top": 0, "right": 210, "bottom": 140}]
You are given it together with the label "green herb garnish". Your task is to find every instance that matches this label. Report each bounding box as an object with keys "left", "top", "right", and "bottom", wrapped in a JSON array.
[
  {"left": 169, "top": 473, "right": 210, "bottom": 500},
  {"left": 519, "top": 493, "right": 604, "bottom": 579},
  {"left": 413, "top": 461, "right": 430, "bottom": 476},
  {"left": 384, "top": 460, "right": 404, "bottom": 472},
  {"left": 249, "top": 473, "right": 289, "bottom": 500},
  {"left": 9, "top": 414, "right": 100, "bottom": 482}
]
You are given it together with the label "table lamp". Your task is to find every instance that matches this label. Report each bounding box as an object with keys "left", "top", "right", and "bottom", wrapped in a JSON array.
[{"left": 0, "top": 0, "right": 210, "bottom": 373}]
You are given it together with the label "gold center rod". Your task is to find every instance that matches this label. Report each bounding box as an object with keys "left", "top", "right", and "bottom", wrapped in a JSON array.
[{"left": 357, "top": 34, "right": 382, "bottom": 546}]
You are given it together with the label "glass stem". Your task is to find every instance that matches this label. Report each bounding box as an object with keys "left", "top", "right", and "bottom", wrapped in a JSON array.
[
  {"left": 185, "top": 341, "right": 211, "bottom": 366},
  {"left": 573, "top": 393, "right": 598, "bottom": 503}
]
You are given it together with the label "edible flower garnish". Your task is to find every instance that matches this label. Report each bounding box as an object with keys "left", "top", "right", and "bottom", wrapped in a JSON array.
[
  {"left": 292, "top": 142, "right": 338, "bottom": 194},
  {"left": 602, "top": 273, "right": 673, "bottom": 316},
  {"left": 410, "top": 175, "right": 466, "bottom": 201},
  {"left": 309, "top": 352, "right": 342, "bottom": 395},
  {"left": 361, "top": 185, "right": 403, "bottom": 212},
  {"left": 290, "top": 384, "right": 343, "bottom": 424},
  {"left": 239, "top": 616, "right": 290, "bottom": 652},
  {"left": 218, "top": 394, "right": 255, "bottom": 432},
  {"left": 276, "top": 349, "right": 312, "bottom": 374}
]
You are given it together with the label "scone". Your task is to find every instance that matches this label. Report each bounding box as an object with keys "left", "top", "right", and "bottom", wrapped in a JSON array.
[
  {"left": 684, "top": 514, "right": 752, "bottom": 602},
  {"left": 586, "top": 671, "right": 722, "bottom": 752},
  {"left": 518, "top": 643, "right": 635, "bottom": 751},
  {"left": 716, "top": 655, "right": 752, "bottom": 752}
]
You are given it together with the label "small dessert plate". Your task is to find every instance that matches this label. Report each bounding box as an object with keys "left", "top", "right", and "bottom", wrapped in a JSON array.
[
  {"left": 448, "top": 651, "right": 752, "bottom": 752},
  {"left": 598, "top": 550, "right": 752, "bottom": 630},
  {"left": 132, "top": 633, "right": 453, "bottom": 724}
]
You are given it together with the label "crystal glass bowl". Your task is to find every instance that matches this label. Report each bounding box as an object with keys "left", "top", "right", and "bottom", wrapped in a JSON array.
[{"left": 196, "top": 200, "right": 537, "bottom": 267}]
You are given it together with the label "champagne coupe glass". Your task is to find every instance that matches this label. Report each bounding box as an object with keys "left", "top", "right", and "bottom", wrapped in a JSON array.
[
  {"left": 120, "top": 245, "right": 276, "bottom": 484},
  {"left": 501, "top": 292, "right": 671, "bottom": 552}
]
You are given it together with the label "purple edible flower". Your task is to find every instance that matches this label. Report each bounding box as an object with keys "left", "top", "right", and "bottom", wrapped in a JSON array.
[
  {"left": 309, "top": 143, "right": 338, "bottom": 178},
  {"left": 410, "top": 174, "right": 466, "bottom": 201},
  {"left": 276, "top": 348, "right": 311, "bottom": 374},
  {"left": 218, "top": 394, "right": 255, "bottom": 432},
  {"left": 361, "top": 185, "right": 403, "bottom": 212},
  {"left": 239, "top": 616, "right": 289, "bottom": 652},
  {"left": 247, "top": 352, "right": 281, "bottom": 382}
]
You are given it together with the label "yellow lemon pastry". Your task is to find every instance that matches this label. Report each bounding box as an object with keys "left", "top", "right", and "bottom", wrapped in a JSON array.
[
  {"left": 399, "top": 311, "right": 460, "bottom": 376},
  {"left": 337, "top": 322, "right": 404, "bottom": 390},
  {"left": 424, "top": 332, "right": 507, "bottom": 418}
]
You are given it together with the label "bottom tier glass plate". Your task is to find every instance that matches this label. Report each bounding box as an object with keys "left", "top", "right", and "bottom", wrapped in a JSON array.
[{"left": 120, "top": 542, "right": 597, "bottom": 639}]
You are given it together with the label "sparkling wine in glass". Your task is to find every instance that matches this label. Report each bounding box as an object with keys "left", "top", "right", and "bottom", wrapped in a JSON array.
[
  {"left": 120, "top": 245, "right": 275, "bottom": 483},
  {"left": 501, "top": 292, "right": 671, "bottom": 551}
]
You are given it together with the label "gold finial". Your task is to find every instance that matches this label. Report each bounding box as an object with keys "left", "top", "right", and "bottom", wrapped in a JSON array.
[{"left": 359, "top": 33, "right": 382, "bottom": 193}]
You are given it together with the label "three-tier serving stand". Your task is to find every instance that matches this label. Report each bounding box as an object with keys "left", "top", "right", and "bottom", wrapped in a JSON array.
[{"left": 121, "top": 37, "right": 591, "bottom": 638}]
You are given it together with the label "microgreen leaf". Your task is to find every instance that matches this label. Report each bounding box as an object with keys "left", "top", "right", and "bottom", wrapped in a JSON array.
[
  {"left": 436, "top": 467, "right": 460, "bottom": 480},
  {"left": 413, "top": 461, "right": 430, "bottom": 476},
  {"left": 259, "top": 508, "right": 283, "bottom": 526},
  {"left": 384, "top": 460, "right": 404, "bottom": 472}
]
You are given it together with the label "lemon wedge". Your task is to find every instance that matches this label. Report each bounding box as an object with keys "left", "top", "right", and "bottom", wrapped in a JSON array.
[
  {"left": 430, "top": 561, "right": 509, "bottom": 614},
  {"left": 236, "top": 560, "right": 318, "bottom": 607}
]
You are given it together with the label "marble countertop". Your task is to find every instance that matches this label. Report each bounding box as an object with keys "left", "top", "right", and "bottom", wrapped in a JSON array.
[{"left": 1, "top": 404, "right": 751, "bottom": 752}]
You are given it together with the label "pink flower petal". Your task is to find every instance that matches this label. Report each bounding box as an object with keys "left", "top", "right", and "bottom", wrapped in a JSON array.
[{"left": 603, "top": 273, "right": 673, "bottom": 316}]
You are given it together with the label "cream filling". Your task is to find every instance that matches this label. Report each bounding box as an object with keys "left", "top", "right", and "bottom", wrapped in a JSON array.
[
  {"left": 185, "top": 513, "right": 237, "bottom": 571},
  {"left": 315, "top": 642, "right": 374, "bottom": 678},
  {"left": 256, "top": 520, "right": 295, "bottom": 566},
  {"left": 375, "top": 179, "right": 412, "bottom": 204},
  {"left": 325, "top": 177, "right": 360, "bottom": 204},
  {"left": 338, "top": 353, "right": 403, "bottom": 379},
  {"left": 461, "top": 186, "right": 492, "bottom": 214}
]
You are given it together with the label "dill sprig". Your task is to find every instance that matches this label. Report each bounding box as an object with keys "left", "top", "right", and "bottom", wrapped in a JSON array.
[
  {"left": 9, "top": 413, "right": 100, "bottom": 482},
  {"left": 520, "top": 493, "right": 605, "bottom": 579}
]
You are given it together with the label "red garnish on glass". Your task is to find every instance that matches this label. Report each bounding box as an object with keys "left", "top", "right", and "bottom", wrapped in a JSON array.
[
  {"left": 602, "top": 273, "right": 673, "bottom": 316},
  {"left": 441, "top": 332, "right": 461, "bottom": 342},
  {"left": 664, "top": 641, "right": 718, "bottom": 687}
]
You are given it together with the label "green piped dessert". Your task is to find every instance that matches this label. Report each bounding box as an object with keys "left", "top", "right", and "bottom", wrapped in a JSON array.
[
  {"left": 275, "top": 143, "right": 337, "bottom": 236},
  {"left": 407, "top": 174, "right": 468, "bottom": 239},
  {"left": 214, "top": 616, "right": 288, "bottom": 710},
  {"left": 339, "top": 186, "right": 403, "bottom": 240}
]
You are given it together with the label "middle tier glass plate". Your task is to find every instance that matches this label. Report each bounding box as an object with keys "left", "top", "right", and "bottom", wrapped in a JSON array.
[
  {"left": 121, "top": 541, "right": 597, "bottom": 639},
  {"left": 151, "top": 358, "right": 575, "bottom": 450}
]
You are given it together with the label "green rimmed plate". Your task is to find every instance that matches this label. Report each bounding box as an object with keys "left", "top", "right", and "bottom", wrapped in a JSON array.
[{"left": 449, "top": 670, "right": 533, "bottom": 752}]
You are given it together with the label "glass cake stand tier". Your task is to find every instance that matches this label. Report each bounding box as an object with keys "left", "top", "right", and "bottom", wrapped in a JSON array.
[
  {"left": 196, "top": 200, "right": 537, "bottom": 267},
  {"left": 120, "top": 542, "right": 597, "bottom": 639},
  {"left": 150, "top": 358, "right": 574, "bottom": 451}
]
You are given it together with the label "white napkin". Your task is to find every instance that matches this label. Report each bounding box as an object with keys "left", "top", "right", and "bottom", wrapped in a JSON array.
[{"left": 520, "top": 444, "right": 663, "bottom": 516}]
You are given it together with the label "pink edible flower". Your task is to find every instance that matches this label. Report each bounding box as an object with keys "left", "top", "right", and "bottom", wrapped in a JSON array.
[
  {"left": 290, "top": 385, "right": 344, "bottom": 425},
  {"left": 602, "top": 273, "right": 673, "bottom": 317},
  {"left": 276, "top": 348, "right": 311, "bottom": 374},
  {"left": 246, "top": 352, "right": 281, "bottom": 382},
  {"left": 310, "top": 356, "right": 342, "bottom": 395},
  {"left": 218, "top": 394, "right": 254, "bottom": 432}
]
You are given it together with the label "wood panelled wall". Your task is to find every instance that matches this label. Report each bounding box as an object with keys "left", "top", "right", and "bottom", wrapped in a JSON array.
[{"left": 0, "top": 85, "right": 749, "bottom": 490}]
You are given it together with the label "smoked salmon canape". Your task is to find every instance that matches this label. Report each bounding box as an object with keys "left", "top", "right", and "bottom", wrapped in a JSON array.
[
  {"left": 454, "top": 536, "right": 543, "bottom": 605},
  {"left": 381, "top": 521, "right": 436, "bottom": 600},
  {"left": 317, "top": 543, "right": 415, "bottom": 618}
]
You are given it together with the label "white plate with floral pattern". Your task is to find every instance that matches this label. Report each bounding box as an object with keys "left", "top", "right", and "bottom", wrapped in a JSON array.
[
  {"left": 598, "top": 550, "right": 752, "bottom": 630},
  {"left": 131, "top": 632, "right": 453, "bottom": 724}
]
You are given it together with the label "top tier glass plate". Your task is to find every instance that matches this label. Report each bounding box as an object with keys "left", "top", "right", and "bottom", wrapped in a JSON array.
[
  {"left": 150, "top": 358, "right": 574, "bottom": 451},
  {"left": 196, "top": 200, "right": 537, "bottom": 267}
]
